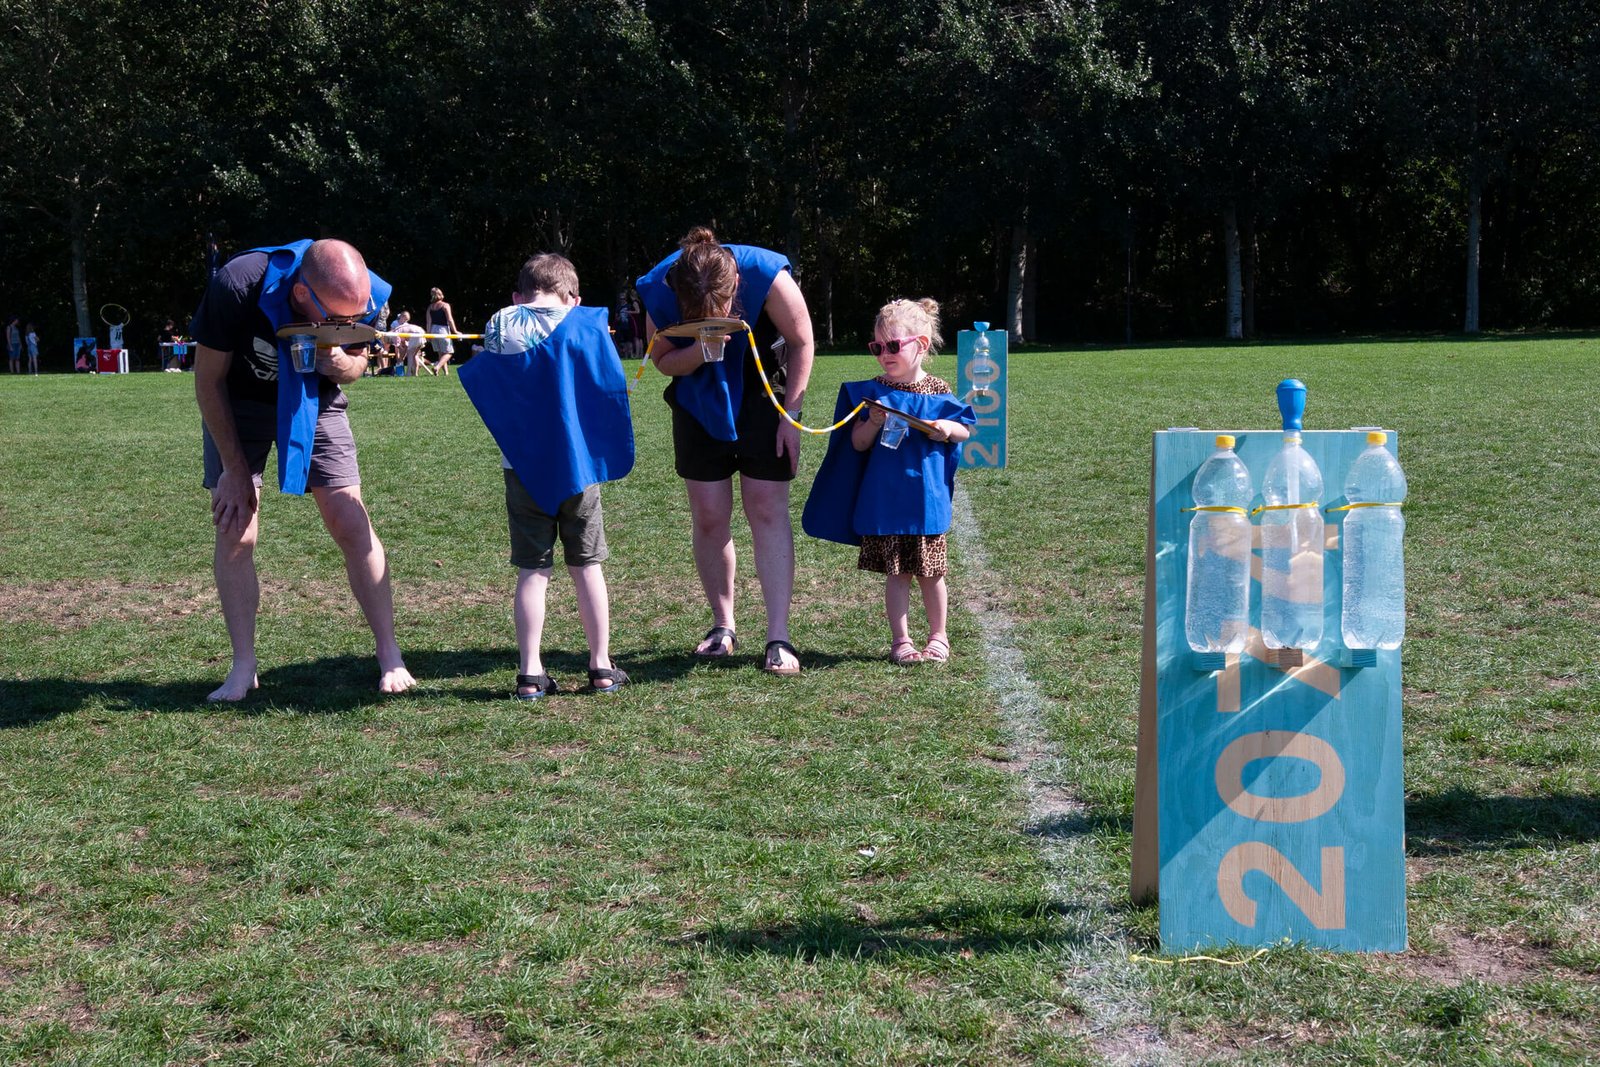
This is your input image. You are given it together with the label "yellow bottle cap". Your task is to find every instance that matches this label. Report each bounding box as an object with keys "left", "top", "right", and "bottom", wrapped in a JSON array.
[
  {"left": 1367, "top": 431, "right": 1388, "bottom": 445},
  {"left": 1215, "top": 434, "right": 1236, "bottom": 449}
]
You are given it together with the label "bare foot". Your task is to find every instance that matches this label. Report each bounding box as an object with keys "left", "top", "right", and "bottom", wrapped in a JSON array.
[
  {"left": 207, "top": 664, "right": 259, "bottom": 702},
  {"left": 379, "top": 665, "right": 417, "bottom": 694}
]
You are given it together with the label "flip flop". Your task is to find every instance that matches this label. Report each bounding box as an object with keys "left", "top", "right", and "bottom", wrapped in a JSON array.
[
  {"left": 763, "top": 639, "right": 802, "bottom": 676},
  {"left": 693, "top": 626, "right": 738, "bottom": 660}
]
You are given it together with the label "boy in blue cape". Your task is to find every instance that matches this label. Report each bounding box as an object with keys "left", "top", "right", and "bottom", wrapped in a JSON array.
[
  {"left": 803, "top": 298, "right": 975, "bottom": 664},
  {"left": 458, "top": 253, "right": 634, "bottom": 699}
]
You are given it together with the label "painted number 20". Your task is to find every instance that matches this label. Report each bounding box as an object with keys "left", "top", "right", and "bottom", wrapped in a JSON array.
[{"left": 1213, "top": 731, "right": 1348, "bottom": 929}]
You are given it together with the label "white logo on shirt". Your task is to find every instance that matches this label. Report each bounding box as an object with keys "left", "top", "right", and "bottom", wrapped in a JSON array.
[{"left": 250, "top": 336, "right": 279, "bottom": 382}]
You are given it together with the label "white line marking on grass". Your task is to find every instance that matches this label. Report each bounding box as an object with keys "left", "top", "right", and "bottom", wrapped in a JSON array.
[{"left": 951, "top": 487, "right": 1176, "bottom": 1067}]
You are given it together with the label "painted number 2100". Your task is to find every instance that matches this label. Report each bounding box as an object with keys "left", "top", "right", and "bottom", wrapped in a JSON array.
[{"left": 1213, "top": 731, "right": 1348, "bottom": 930}]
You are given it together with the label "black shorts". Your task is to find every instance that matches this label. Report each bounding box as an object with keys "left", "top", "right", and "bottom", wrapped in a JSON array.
[{"left": 670, "top": 387, "right": 793, "bottom": 483}]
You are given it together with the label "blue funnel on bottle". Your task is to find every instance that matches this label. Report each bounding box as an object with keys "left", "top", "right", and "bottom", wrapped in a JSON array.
[{"left": 1276, "top": 379, "right": 1307, "bottom": 433}]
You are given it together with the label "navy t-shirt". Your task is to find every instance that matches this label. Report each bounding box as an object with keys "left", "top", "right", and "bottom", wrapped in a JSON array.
[{"left": 191, "top": 251, "right": 336, "bottom": 406}]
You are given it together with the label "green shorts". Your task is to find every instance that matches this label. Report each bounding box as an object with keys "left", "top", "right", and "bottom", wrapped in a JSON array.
[{"left": 505, "top": 471, "right": 608, "bottom": 570}]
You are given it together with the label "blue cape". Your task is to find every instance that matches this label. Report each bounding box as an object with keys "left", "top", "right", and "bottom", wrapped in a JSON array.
[
  {"left": 801, "top": 380, "right": 976, "bottom": 546},
  {"left": 457, "top": 305, "right": 635, "bottom": 514},
  {"left": 635, "top": 244, "right": 789, "bottom": 442},
  {"left": 248, "top": 240, "right": 392, "bottom": 495}
]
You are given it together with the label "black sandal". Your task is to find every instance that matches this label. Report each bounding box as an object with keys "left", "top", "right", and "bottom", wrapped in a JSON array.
[
  {"left": 586, "top": 667, "right": 630, "bottom": 693},
  {"left": 763, "top": 639, "right": 802, "bottom": 676},
  {"left": 513, "top": 673, "right": 558, "bottom": 701},
  {"left": 692, "top": 625, "right": 738, "bottom": 660}
]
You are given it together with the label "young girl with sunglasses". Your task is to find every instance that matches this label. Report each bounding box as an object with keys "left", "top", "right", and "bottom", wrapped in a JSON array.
[{"left": 802, "top": 298, "right": 975, "bottom": 664}]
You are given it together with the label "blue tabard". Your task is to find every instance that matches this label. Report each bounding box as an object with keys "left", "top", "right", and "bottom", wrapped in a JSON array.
[
  {"left": 801, "top": 379, "right": 976, "bottom": 546},
  {"left": 248, "top": 240, "right": 392, "bottom": 495},
  {"left": 635, "top": 244, "right": 789, "bottom": 442},
  {"left": 456, "top": 305, "right": 635, "bottom": 514}
]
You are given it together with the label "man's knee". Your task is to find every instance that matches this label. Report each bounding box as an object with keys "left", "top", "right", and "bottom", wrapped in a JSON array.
[
  {"left": 215, "top": 526, "right": 258, "bottom": 561},
  {"left": 317, "top": 488, "right": 378, "bottom": 552}
]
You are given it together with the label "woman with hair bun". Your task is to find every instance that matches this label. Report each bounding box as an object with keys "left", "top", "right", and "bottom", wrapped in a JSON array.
[{"left": 635, "top": 227, "right": 816, "bottom": 675}]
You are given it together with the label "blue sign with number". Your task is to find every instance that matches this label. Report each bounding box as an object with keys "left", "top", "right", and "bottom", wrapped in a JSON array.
[
  {"left": 956, "top": 327, "right": 1007, "bottom": 468},
  {"left": 1152, "top": 429, "right": 1407, "bottom": 952}
]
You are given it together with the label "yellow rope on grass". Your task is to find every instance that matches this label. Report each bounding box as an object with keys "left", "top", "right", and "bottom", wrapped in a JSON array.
[{"left": 1130, "top": 947, "right": 1270, "bottom": 967}]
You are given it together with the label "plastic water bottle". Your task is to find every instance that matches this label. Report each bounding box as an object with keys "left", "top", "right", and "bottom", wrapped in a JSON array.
[
  {"left": 1259, "top": 380, "right": 1325, "bottom": 650},
  {"left": 1341, "top": 432, "right": 1407, "bottom": 649},
  {"left": 970, "top": 322, "right": 996, "bottom": 396},
  {"left": 1185, "top": 435, "right": 1253, "bottom": 653}
]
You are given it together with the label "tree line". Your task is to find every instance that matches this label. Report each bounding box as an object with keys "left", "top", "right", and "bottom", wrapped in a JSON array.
[{"left": 3, "top": 0, "right": 1598, "bottom": 360}]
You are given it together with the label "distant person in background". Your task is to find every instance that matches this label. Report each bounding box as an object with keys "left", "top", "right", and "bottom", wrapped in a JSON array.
[
  {"left": 24, "top": 322, "right": 40, "bottom": 375},
  {"left": 205, "top": 234, "right": 222, "bottom": 281},
  {"left": 75, "top": 341, "right": 94, "bottom": 372},
  {"left": 613, "top": 299, "right": 636, "bottom": 359},
  {"left": 158, "top": 318, "right": 182, "bottom": 371},
  {"left": 628, "top": 294, "right": 646, "bottom": 359},
  {"left": 425, "top": 287, "right": 460, "bottom": 375},
  {"left": 6, "top": 315, "right": 20, "bottom": 373},
  {"left": 390, "top": 309, "right": 426, "bottom": 376}
]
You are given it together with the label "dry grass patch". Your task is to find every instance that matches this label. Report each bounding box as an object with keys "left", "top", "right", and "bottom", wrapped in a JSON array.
[{"left": 1397, "top": 931, "right": 1548, "bottom": 986}]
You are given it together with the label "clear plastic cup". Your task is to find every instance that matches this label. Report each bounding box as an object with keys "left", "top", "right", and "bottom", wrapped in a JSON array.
[
  {"left": 699, "top": 330, "right": 726, "bottom": 363},
  {"left": 289, "top": 334, "right": 316, "bottom": 374},
  {"left": 880, "top": 414, "right": 908, "bottom": 450}
]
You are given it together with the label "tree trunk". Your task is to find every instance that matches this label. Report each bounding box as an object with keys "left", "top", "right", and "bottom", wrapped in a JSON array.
[
  {"left": 1223, "top": 201, "right": 1243, "bottom": 340},
  {"left": 70, "top": 196, "right": 91, "bottom": 339},
  {"left": 1464, "top": 169, "right": 1482, "bottom": 334},
  {"left": 1242, "top": 213, "right": 1257, "bottom": 339},
  {"left": 1124, "top": 202, "right": 1135, "bottom": 344},
  {"left": 1022, "top": 238, "right": 1037, "bottom": 341},
  {"left": 821, "top": 266, "right": 834, "bottom": 347},
  {"left": 1006, "top": 222, "right": 1028, "bottom": 343}
]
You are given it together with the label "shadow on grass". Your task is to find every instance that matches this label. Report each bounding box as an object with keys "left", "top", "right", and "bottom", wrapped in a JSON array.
[
  {"left": 1407, "top": 787, "right": 1600, "bottom": 852},
  {"left": 0, "top": 645, "right": 875, "bottom": 727},
  {"left": 684, "top": 898, "right": 1096, "bottom": 961},
  {"left": 1025, "top": 809, "right": 1134, "bottom": 840},
  {"left": 0, "top": 647, "right": 551, "bottom": 725}
]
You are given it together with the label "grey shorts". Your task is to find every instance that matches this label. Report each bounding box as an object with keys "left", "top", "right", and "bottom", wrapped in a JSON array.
[
  {"left": 505, "top": 472, "right": 608, "bottom": 570},
  {"left": 202, "top": 391, "right": 361, "bottom": 490}
]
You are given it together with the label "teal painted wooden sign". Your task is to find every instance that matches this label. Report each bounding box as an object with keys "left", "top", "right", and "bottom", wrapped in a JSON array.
[
  {"left": 955, "top": 326, "right": 1007, "bottom": 468},
  {"left": 1150, "top": 429, "right": 1407, "bottom": 953}
]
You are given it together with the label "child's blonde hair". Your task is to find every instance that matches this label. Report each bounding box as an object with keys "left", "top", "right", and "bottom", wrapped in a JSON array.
[{"left": 875, "top": 297, "right": 943, "bottom": 357}]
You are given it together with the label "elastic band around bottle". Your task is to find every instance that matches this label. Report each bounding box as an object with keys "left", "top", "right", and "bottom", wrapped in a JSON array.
[
  {"left": 1326, "top": 501, "right": 1406, "bottom": 512},
  {"left": 1249, "top": 502, "right": 1321, "bottom": 516},
  {"left": 1181, "top": 506, "right": 1248, "bottom": 514}
]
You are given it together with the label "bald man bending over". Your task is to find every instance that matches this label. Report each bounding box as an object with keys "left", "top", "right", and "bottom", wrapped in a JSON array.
[{"left": 193, "top": 238, "right": 416, "bottom": 701}]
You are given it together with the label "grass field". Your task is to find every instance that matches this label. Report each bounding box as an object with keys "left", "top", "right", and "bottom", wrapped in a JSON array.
[{"left": 2, "top": 337, "right": 1597, "bottom": 1065}]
